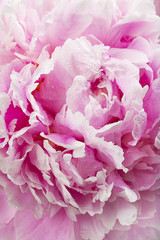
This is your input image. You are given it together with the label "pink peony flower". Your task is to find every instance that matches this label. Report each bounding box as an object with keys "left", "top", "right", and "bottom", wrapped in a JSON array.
[{"left": 0, "top": 0, "right": 160, "bottom": 239}]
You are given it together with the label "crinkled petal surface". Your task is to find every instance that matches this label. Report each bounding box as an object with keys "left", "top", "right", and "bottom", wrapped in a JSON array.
[{"left": 0, "top": 0, "right": 160, "bottom": 239}]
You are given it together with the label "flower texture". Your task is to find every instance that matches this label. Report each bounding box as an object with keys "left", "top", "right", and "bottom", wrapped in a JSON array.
[{"left": 0, "top": 0, "right": 160, "bottom": 239}]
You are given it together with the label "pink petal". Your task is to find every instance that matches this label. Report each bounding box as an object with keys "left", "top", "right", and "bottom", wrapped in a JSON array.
[{"left": 14, "top": 209, "right": 75, "bottom": 240}]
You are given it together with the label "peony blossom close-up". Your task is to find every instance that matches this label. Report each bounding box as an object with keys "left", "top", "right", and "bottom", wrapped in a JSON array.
[{"left": 0, "top": 0, "right": 160, "bottom": 239}]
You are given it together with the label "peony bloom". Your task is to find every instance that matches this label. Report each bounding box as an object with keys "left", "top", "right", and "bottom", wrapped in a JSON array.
[{"left": 0, "top": 0, "right": 160, "bottom": 239}]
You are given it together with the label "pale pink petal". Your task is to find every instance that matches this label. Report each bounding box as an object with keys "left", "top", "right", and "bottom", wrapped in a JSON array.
[
  {"left": 0, "top": 189, "right": 16, "bottom": 224},
  {"left": 14, "top": 209, "right": 75, "bottom": 240},
  {"left": 0, "top": 0, "right": 160, "bottom": 239},
  {"left": 0, "top": 219, "right": 16, "bottom": 240}
]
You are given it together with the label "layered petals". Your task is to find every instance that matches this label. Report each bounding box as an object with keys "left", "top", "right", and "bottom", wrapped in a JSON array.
[{"left": 0, "top": 0, "right": 160, "bottom": 239}]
